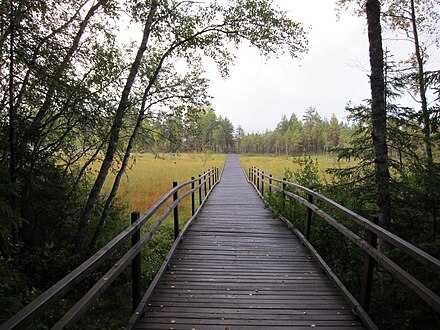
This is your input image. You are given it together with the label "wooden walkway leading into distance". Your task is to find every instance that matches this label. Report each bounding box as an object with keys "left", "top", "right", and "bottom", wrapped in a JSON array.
[{"left": 132, "top": 154, "right": 365, "bottom": 329}]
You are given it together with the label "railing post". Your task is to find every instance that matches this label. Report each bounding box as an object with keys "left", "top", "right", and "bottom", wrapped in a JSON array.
[
  {"left": 305, "top": 190, "right": 314, "bottom": 241},
  {"left": 131, "top": 211, "right": 141, "bottom": 312},
  {"left": 253, "top": 168, "right": 256, "bottom": 185},
  {"left": 191, "top": 177, "right": 195, "bottom": 216},
  {"left": 203, "top": 171, "right": 207, "bottom": 196},
  {"left": 173, "top": 182, "right": 179, "bottom": 240},
  {"left": 198, "top": 174, "right": 202, "bottom": 205},
  {"left": 261, "top": 171, "right": 265, "bottom": 196},
  {"left": 256, "top": 169, "right": 260, "bottom": 191},
  {"left": 282, "top": 178, "right": 286, "bottom": 210},
  {"left": 209, "top": 168, "right": 212, "bottom": 190},
  {"left": 360, "top": 215, "right": 378, "bottom": 312},
  {"left": 269, "top": 174, "right": 272, "bottom": 193},
  {"left": 248, "top": 168, "right": 251, "bottom": 181}
]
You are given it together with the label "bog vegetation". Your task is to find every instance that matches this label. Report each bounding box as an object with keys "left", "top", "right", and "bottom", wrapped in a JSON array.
[{"left": 1, "top": 0, "right": 440, "bottom": 329}]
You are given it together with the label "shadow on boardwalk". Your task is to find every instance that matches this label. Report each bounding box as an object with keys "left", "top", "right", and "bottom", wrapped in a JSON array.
[{"left": 132, "top": 154, "right": 364, "bottom": 329}]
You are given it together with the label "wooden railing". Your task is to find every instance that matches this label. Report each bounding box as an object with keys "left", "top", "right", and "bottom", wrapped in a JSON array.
[
  {"left": 1, "top": 167, "right": 220, "bottom": 330},
  {"left": 247, "top": 167, "right": 440, "bottom": 326}
]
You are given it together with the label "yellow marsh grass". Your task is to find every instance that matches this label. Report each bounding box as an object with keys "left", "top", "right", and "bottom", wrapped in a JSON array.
[
  {"left": 238, "top": 154, "right": 356, "bottom": 181},
  {"left": 92, "top": 153, "right": 226, "bottom": 215}
]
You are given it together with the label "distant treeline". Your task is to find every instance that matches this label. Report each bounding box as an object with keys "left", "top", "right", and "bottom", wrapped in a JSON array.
[{"left": 136, "top": 107, "right": 354, "bottom": 155}]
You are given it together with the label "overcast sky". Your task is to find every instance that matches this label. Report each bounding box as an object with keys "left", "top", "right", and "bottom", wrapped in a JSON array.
[
  {"left": 205, "top": 1, "right": 372, "bottom": 133},
  {"left": 120, "top": 1, "right": 437, "bottom": 133}
]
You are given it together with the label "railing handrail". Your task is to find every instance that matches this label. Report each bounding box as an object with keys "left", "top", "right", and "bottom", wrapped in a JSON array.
[
  {"left": 1, "top": 167, "right": 220, "bottom": 330},
  {"left": 248, "top": 167, "right": 440, "bottom": 314},
  {"left": 263, "top": 172, "right": 440, "bottom": 275}
]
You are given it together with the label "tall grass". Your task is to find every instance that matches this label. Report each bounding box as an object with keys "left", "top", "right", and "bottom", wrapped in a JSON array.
[
  {"left": 93, "top": 152, "right": 226, "bottom": 214},
  {"left": 238, "top": 153, "right": 356, "bottom": 180}
]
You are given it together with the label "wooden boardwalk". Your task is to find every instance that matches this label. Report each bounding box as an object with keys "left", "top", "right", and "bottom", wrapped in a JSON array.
[{"left": 132, "top": 154, "right": 365, "bottom": 329}]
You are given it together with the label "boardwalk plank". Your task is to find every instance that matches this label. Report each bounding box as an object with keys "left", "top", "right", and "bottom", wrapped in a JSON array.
[{"left": 132, "top": 154, "right": 365, "bottom": 329}]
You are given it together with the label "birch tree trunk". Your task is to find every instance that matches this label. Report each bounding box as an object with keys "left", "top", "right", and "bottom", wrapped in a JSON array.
[
  {"left": 26, "top": 0, "right": 103, "bottom": 142},
  {"left": 75, "top": 4, "right": 158, "bottom": 246},
  {"left": 410, "top": 0, "right": 434, "bottom": 171}
]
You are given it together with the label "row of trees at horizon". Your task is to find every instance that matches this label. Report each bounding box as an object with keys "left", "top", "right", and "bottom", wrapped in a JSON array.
[
  {"left": 238, "top": 108, "right": 351, "bottom": 154},
  {"left": 133, "top": 106, "right": 354, "bottom": 156},
  {"left": 137, "top": 101, "right": 438, "bottom": 161}
]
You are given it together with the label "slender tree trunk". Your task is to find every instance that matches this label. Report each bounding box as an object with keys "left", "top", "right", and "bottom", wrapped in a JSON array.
[
  {"left": 88, "top": 17, "right": 184, "bottom": 249},
  {"left": 88, "top": 118, "right": 143, "bottom": 250},
  {"left": 25, "top": 0, "right": 102, "bottom": 142},
  {"left": 366, "top": 0, "right": 391, "bottom": 229},
  {"left": 75, "top": 4, "right": 158, "bottom": 246},
  {"left": 410, "top": 0, "right": 433, "bottom": 171},
  {"left": 9, "top": 0, "right": 15, "bottom": 184},
  {"left": 9, "top": 0, "right": 17, "bottom": 236},
  {"left": 12, "top": 0, "right": 90, "bottom": 120},
  {"left": 65, "top": 142, "right": 104, "bottom": 207},
  {"left": 90, "top": 84, "right": 155, "bottom": 250}
]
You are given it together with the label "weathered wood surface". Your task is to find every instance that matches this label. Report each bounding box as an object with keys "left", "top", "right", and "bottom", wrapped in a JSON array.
[{"left": 133, "top": 154, "right": 364, "bottom": 329}]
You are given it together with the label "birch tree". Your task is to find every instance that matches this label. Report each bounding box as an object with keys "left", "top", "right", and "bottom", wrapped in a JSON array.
[
  {"left": 382, "top": 0, "right": 440, "bottom": 170},
  {"left": 75, "top": 0, "right": 308, "bottom": 242}
]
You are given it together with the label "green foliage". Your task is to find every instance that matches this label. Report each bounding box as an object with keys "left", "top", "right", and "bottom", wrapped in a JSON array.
[
  {"left": 285, "top": 155, "right": 322, "bottom": 188},
  {"left": 0, "top": 257, "right": 33, "bottom": 324},
  {"left": 369, "top": 241, "right": 440, "bottom": 329},
  {"left": 138, "top": 107, "right": 237, "bottom": 154},
  {"left": 0, "top": 168, "right": 21, "bottom": 255}
]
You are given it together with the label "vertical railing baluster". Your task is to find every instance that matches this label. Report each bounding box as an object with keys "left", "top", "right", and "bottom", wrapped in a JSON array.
[
  {"left": 191, "top": 177, "right": 195, "bottom": 216},
  {"left": 203, "top": 171, "right": 207, "bottom": 196},
  {"left": 173, "top": 182, "right": 179, "bottom": 240},
  {"left": 269, "top": 174, "right": 272, "bottom": 193},
  {"left": 256, "top": 169, "right": 260, "bottom": 191},
  {"left": 282, "top": 178, "right": 286, "bottom": 211},
  {"left": 305, "top": 190, "right": 313, "bottom": 241},
  {"left": 198, "top": 174, "right": 202, "bottom": 205},
  {"left": 261, "top": 171, "right": 265, "bottom": 196},
  {"left": 360, "top": 216, "right": 379, "bottom": 312},
  {"left": 131, "top": 211, "right": 141, "bottom": 312}
]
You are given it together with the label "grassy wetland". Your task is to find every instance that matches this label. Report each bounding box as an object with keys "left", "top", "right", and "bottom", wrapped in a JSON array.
[
  {"left": 238, "top": 153, "right": 356, "bottom": 181},
  {"left": 95, "top": 152, "right": 226, "bottom": 214},
  {"left": 99, "top": 153, "right": 352, "bottom": 215},
  {"left": 99, "top": 152, "right": 350, "bottom": 216}
]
